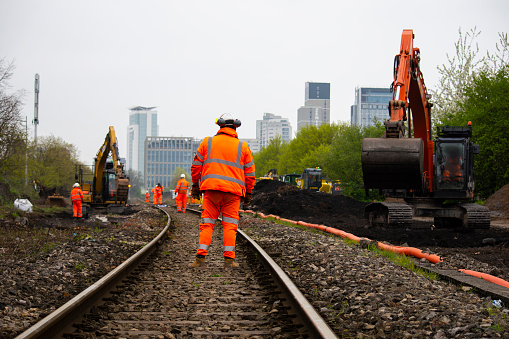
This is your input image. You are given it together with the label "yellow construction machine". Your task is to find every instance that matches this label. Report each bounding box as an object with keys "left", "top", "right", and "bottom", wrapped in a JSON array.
[{"left": 75, "top": 126, "right": 130, "bottom": 216}]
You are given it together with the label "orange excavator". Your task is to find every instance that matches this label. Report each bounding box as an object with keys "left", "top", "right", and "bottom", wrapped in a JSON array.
[{"left": 361, "top": 29, "right": 490, "bottom": 229}]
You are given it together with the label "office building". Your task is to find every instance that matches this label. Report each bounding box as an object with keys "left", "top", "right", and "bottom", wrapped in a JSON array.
[
  {"left": 241, "top": 138, "right": 260, "bottom": 154},
  {"left": 144, "top": 136, "right": 200, "bottom": 189},
  {"left": 256, "top": 113, "right": 292, "bottom": 150},
  {"left": 350, "top": 87, "right": 392, "bottom": 127},
  {"left": 297, "top": 82, "right": 330, "bottom": 131},
  {"left": 127, "top": 106, "right": 159, "bottom": 178}
]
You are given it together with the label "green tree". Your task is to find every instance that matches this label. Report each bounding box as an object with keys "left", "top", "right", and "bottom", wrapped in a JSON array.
[
  {"left": 28, "top": 136, "right": 80, "bottom": 195},
  {"left": 0, "top": 58, "right": 27, "bottom": 188},
  {"left": 278, "top": 123, "right": 340, "bottom": 175},
  {"left": 429, "top": 27, "right": 486, "bottom": 126},
  {"left": 442, "top": 66, "right": 509, "bottom": 198},
  {"left": 321, "top": 122, "right": 385, "bottom": 200},
  {"left": 253, "top": 135, "right": 286, "bottom": 177}
]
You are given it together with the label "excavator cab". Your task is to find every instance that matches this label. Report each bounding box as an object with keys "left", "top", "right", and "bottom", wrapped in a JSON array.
[
  {"left": 433, "top": 125, "right": 479, "bottom": 199},
  {"left": 301, "top": 168, "right": 322, "bottom": 191}
]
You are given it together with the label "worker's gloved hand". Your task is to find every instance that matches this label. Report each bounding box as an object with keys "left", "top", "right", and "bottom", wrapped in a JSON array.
[
  {"left": 191, "top": 184, "right": 201, "bottom": 199},
  {"left": 243, "top": 193, "right": 252, "bottom": 206}
]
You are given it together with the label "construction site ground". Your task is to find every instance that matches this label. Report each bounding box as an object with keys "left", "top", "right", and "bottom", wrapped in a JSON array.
[{"left": 250, "top": 180, "right": 509, "bottom": 283}]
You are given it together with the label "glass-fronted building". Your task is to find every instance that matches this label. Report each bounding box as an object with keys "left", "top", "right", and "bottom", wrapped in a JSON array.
[
  {"left": 144, "top": 136, "right": 200, "bottom": 189},
  {"left": 350, "top": 87, "right": 392, "bottom": 127},
  {"left": 127, "top": 106, "right": 158, "bottom": 178}
]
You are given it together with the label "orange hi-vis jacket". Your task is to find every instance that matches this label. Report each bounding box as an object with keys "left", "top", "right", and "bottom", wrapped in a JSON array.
[
  {"left": 70, "top": 187, "right": 84, "bottom": 202},
  {"left": 191, "top": 127, "right": 255, "bottom": 197},
  {"left": 175, "top": 178, "right": 189, "bottom": 195},
  {"left": 155, "top": 185, "right": 163, "bottom": 196}
]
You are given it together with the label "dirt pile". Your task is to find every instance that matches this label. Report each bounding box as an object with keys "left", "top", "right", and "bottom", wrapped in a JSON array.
[
  {"left": 251, "top": 179, "right": 368, "bottom": 227},
  {"left": 485, "top": 183, "right": 509, "bottom": 218}
]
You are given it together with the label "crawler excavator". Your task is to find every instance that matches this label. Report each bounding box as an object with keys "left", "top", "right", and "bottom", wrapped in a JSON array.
[
  {"left": 75, "top": 126, "right": 130, "bottom": 217},
  {"left": 361, "top": 29, "right": 490, "bottom": 229}
]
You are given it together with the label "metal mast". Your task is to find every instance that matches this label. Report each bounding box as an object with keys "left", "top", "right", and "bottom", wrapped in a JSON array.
[{"left": 34, "top": 74, "right": 40, "bottom": 141}]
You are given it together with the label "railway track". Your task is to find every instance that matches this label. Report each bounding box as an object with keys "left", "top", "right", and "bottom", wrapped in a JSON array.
[{"left": 16, "top": 205, "right": 336, "bottom": 339}]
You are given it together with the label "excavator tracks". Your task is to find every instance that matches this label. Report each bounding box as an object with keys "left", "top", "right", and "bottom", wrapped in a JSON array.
[{"left": 364, "top": 202, "right": 413, "bottom": 227}]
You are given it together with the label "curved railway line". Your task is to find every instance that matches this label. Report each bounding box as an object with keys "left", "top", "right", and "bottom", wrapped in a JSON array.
[{"left": 16, "top": 206, "right": 336, "bottom": 339}]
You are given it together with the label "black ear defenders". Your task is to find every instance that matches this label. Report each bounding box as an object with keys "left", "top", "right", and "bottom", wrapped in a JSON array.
[{"left": 216, "top": 117, "right": 242, "bottom": 128}]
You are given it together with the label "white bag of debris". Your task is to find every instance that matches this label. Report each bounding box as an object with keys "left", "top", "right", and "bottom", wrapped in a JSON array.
[{"left": 14, "top": 198, "right": 33, "bottom": 212}]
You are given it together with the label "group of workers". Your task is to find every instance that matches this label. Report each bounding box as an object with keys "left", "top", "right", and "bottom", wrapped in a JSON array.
[
  {"left": 147, "top": 183, "right": 164, "bottom": 205},
  {"left": 71, "top": 113, "right": 255, "bottom": 270}
]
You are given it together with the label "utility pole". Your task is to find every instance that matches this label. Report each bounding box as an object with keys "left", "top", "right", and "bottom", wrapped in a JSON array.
[{"left": 34, "top": 74, "right": 39, "bottom": 142}]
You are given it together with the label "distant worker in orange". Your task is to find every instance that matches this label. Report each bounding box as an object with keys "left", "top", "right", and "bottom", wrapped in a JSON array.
[
  {"left": 190, "top": 113, "right": 255, "bottom": 269},
  {"left": 145, "top": 191, "right": 150, "bottom": 203},
  {"left": 152, "top": 187, "right": 157, "bottom": 205},
  {"left": 155, "top": 183, "right": 164, "bottom": 205},
  {"left": 70, "top": 183, "right": 84, "bottom": 218},
  {"left": 443, "top": 147, "right": 463, "bottom": 183},
  {"left": 175, "top": 173, "right": 189, "bottom": 213}
]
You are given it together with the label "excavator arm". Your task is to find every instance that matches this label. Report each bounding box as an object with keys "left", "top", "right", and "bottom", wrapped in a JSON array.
[
  {"left": 362, "top": 29, "right": 433, "bottom": 195},
  {"left": 93, "top": 126, "right": 129, "bottom": 204}
]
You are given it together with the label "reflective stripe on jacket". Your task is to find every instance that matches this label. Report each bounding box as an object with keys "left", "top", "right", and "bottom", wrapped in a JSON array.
[
  {"left": 191, "top": 127, "right": 256, "bottom": 196},
  {"left": 71, "top": 187, "right": 84, "bottom": 202},
  {"left": 175, "top": 179, "right": 189, "bottom": 194}
]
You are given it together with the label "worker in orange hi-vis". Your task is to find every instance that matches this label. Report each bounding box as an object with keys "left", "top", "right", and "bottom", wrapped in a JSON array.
[
  {"left": 145, "top": 191, "right": 150, "bottom": 203},
  {"left": 155, "top": 183, "right": 164, "bottom": 204},
  {"left": 189, "top": 113, "right": 255, "bottom": 269},
  {"left": 70, "top": 183, "right": 84, "bottom": 218},
  {"left": 174, "top": 173, "right": 189, "bottom": 213},
  {"left": 152, "top": 187, "right": 157, "bottom": 205}
]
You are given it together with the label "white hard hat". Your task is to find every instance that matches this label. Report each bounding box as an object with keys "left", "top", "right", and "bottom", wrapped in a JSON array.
[
  {"left": 216, "top": 113, "right": 241, "bottom": 128},
  {"left": 73, "top": 183, "right": 80, "bottom": 188},
  {"left": 180, "top": 174, "right": 185, "bottom": 178}
]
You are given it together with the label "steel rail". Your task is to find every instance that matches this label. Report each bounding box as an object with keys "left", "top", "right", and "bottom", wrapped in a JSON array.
[
  {"left": 16, "top": 207, "right": 171, "bottom": 339},
  {"left": 187, "top": 206, "right": 338, "bottom": 339}
]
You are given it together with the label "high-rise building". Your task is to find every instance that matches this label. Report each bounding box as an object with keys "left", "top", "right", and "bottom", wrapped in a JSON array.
[
  {"left": 241, "top": 138, "right": 260, "bottom": 154},
  {"left": 297, "top": 82, "right": 330, "bottom": 131},
  {"left": 350, "top": 87, "right": 392, "bottom": 127},
  {"left": 256, "top": 113, "right": 292, "bottom": 150},
  {"left": 144, "top": 136, "right": 200, "bottom": 190},
  {"left": 127, "top": 106, "right": 159, "bottom": 179}
]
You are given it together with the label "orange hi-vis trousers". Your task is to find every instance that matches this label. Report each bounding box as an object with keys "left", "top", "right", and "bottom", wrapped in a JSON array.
[
  {"left": 196, "top": 190, "right": 241, "bottom": 259},
  {"left": 176, "top": 193, "right": 187, "bottom": 212},
  {"left": 153, "top": 194, "right": 158, "bottom": 205},
  {"left": 72, "top": 201, "right": 83, "bottom": 218}
]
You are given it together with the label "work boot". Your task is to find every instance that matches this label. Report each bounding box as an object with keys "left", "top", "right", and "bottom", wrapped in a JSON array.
[
  {"left": 189, "top": 257, "right": 206, "bottom": 268},
  {"left": 224, "top": 258, "right": 239, "bottom": 269}
]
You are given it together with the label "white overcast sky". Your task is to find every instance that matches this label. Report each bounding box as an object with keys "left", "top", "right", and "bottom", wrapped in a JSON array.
[{"left": 1, "top": 0, "right": 508, "bottom": 164}]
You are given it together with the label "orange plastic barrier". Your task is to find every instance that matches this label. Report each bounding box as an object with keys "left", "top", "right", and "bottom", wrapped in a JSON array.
[
  {"left": 459, "top": 269, "right": 509, "bottom": 289},
  {"left": 241, "top": 210, "right": 509, "bottom": 288}
]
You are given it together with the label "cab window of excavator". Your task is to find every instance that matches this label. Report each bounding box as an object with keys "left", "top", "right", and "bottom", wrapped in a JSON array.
[{"left": 436, "top": 142, "right": 464, "bottom": 190}]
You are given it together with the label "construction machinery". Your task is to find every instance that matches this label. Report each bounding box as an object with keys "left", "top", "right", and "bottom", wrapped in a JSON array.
[
  {"left": 361, "top": 29, "right": 490, "bottom": 229},
  {"left": 297, "top": 168, "right": 323, "bottom": 191},
  {"left": 282, "top": 173, "right": 301, "bottom": 186},
  {"left": 75, "top": 126, "right": 130, "bottom": 216}
]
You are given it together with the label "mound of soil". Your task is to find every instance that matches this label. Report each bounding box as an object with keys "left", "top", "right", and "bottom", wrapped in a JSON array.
[{"left": 485, "top": 183, "right": 509, "bottom": 218}]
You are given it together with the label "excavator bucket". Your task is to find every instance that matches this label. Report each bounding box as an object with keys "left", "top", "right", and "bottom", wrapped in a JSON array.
[
  {"left": 362, "top": 138, "right": 424, "bottom": 192},
  {"left": 46, "top": 195, "right": 67, "bottom": 207}
]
